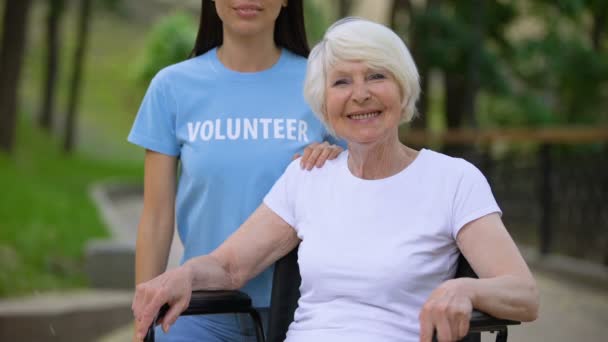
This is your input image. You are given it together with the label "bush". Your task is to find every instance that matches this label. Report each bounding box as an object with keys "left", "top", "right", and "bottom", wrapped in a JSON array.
[{"left": 133, "top": 12, "right": 197, "bottom": 87}]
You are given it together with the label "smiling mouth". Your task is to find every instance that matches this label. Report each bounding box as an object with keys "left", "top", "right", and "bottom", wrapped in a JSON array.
[
  {"left": 347, "top": 111, "right": 382, "bottom": 120},
  {"left": 234, "top": 6, "right": 262, "bottom": 14}
]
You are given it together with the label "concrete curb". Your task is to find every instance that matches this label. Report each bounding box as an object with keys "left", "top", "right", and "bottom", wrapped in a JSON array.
[
  {"left": 89, "top": 181, "right": 141, "bottom": 242},
  {"left": 85, "top": 181, "right": 142, "bottom": 290},
  {"left": 0, "top": 182, "right": 142, "bottom": 342},
  {"left": 0, "top": 290, "right": 133, "bottom": 342},
  {"left": 86, "top": 181, "right": 182, "bottom": 289}
]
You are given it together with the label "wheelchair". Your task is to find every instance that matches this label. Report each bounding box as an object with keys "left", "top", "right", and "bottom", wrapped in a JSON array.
[{"left": 145, "top": 248, "right": 519, "bottom": 342}]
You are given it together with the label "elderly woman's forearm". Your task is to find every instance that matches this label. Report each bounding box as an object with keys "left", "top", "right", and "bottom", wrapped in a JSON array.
[
  {"left": 184, "top": 254, "right": 243, "bottom": 291},
  {"left": 465, "top": 275, "right": 540, "bottom": 322}
]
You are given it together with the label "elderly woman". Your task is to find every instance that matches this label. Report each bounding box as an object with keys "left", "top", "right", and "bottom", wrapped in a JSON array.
[{"left": 132, "top": 18, "right": 539, "bottom": 342}]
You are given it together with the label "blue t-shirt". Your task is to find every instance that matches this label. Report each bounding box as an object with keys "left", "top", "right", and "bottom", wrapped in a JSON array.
[{"left": 128, "top": 48, "right": 334, "bottom": 307}]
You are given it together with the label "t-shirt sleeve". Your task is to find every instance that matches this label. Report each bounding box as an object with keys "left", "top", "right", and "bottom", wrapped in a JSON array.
[
  {"left": 451, "top": 161, "right": 502, "bottom": 239},
  {"left": 263, "top": 160, "right": 300, "bottom": 229},
  {"left": 127, "top": 70, "right": 180, "bottom": 156}
]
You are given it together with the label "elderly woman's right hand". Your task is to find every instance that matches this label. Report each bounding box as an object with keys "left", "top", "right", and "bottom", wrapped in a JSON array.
[
  {"left": 418, "top": 278, "right": 474, "bottom": 342},
  {"left": 132, "top": 265, "right": 194, "bottom": 341}
]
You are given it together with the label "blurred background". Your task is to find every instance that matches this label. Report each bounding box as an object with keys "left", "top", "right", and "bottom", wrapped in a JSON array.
[{"left": 0, "top": 0, "right": 607, "bottom": 341}]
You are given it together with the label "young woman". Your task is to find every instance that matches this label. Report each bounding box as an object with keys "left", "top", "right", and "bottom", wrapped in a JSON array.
[{"left": 128, "top": 1, "right": 342, "bottom": 340}]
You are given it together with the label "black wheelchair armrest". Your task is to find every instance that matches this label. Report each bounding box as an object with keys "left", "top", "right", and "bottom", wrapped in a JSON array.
[
  {"left": 469, "top": 309, "right": 520, "bottom": 333},
  {"left": 181, "top": 290, "right": 253, "bottom": 315},
  {"left": 432, "top": 310, "right": 520, "bottom": 342},
  {"left": 144, "top": 290, "right": 255, "bottom": 342}
]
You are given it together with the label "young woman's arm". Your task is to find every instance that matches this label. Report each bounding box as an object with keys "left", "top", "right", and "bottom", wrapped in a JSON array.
[
  {"left": 419, "top": 213, "right": 540, "bottom": 342},
  {"left": 132, "top": 204, "right": 299, "bottom": 340},
  {"left": 135, "top": 150, "right": 178, "bottom": 285}
]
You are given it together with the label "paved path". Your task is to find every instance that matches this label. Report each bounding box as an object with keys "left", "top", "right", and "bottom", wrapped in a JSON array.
[
  {"left": 91, "top": 184, "right": 183, "bottom": 270},
  {"left": 483, "top": 273, "right": 608, "bottom": 341},
  {"left": 99, "top": 194, "right": 608, "bottom": 341}
]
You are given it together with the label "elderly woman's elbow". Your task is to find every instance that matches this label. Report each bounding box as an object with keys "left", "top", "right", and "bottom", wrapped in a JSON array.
[
  {"left": 522, "top": 303, "right": 539, "bottom": 322},
  {"left": 521, "top": 280, "right": 540, "bottom": 322}
]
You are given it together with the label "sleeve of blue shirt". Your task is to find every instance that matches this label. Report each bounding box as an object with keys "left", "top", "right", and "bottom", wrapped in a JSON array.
[{"left": 128, "top": 70, "right": 180, "bottom": 157}]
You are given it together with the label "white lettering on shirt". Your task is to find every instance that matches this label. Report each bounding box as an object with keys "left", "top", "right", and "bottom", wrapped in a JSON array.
[
  {"left": 274, "top": 119, "right": 285, "bottom": 139},
  {"left": 200, "top": 121, "right": 213, "bottom": 141},
  {"left": 226, "top": 118, "right": 240, "bottom": 140},
  {"left": 286, "top": 119, "right": 297, "bottom": 140},
  {"left": 299, "top": 120, "right": 309, "bottom": 143},
  {"left": 214, "top": 119, "right": 226, "bottom": 140},
  {"left": 244, "top": 118, "right": 258, "bottom": 140},
  {"left": 259, "top": 118, "right": 272, "bottom": 139},
  {"left": 187, "top": 122, "right": 201, "bottom": 142},
  {"left": 186, "top": 118, "right": 312, "bottom": 143}
]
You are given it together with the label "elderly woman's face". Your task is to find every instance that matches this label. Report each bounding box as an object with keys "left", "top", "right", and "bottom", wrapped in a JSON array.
[{"left": 324, "top": 61, "right": 402, "bottom": 144}]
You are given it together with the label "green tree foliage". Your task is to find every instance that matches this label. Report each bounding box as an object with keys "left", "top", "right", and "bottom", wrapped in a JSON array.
[
  {"left": 392, "top": 1, "right": 516, "bottom": 128},
  {"left": 508, "top": 0, "right": 608, "bottom": 125},
  {"left": 304, "top": 0, "right": 332, "bottom": 44},
  {"left": 133, "top": 12, "right": 197, "bottom": 87},
  {"left": 392, "top": 0, "right": 608, "bottom": 128},
  {"left": 511, "top": 33, "right": 608, "bottom": 125}
]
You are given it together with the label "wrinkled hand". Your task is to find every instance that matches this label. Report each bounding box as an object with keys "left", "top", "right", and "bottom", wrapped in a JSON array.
[
  {"left": 419, "top": 278, "right": 474, "bottom": 342},
  {"left": 132, "top": 265, "right": 194, "bottom": 341},
  {"left": 293, "top": 141, "right": 343, "bottom": 170}
]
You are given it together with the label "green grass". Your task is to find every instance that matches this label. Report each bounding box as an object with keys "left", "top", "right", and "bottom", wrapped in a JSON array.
[
  {"left": 0, "top": 3, "right": 159, "bottom": 297},
  {"left": 0, "top": 118, "right": 141, "bottom": 297}
]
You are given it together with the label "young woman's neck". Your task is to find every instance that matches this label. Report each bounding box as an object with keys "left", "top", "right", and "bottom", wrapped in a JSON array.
[
  {"left": 347, "top": 134, "right": 418, "bottom": 180},
  {"left": 217, "top": 30, "right": 281, "bottom": 72}
]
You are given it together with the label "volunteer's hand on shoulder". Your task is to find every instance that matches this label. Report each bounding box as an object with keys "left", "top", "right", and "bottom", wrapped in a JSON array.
[{"left": 294, "top": 141, "right": 343, "bottom": 170}]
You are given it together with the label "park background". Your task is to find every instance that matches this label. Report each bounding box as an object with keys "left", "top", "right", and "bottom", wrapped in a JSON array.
[{"left": 0, "top": 0, "right": 607, "bottom": 341}]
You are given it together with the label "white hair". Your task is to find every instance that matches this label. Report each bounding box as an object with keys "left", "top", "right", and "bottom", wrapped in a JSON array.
[{"left": 304, "top": 17, "right": 420, "bottom": 132}]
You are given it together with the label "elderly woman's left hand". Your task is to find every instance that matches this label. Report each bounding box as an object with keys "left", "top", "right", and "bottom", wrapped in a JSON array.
[
  {"left": 293, "top": 141, "right": 343, "bottom": 170},
  {"left": 418, "top": 278, "right": 474, "bottom": 342}
]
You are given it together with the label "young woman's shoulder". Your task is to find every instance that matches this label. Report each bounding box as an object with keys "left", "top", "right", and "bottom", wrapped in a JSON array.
[
  {"left": 151, "top": 51, "right": 213, "bottom": 85},
  {"left": 280, "top": 49, "right": 308, "bottom": 73}
]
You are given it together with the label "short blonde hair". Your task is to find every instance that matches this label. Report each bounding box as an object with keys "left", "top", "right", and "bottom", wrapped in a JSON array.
[{"left": 304, "top": 18, "right": 420, "bottom": 131}]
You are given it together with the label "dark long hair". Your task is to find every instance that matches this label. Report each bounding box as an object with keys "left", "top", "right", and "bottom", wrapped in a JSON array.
[{"left": 190, "top": 0, "right": 310, "bottom": 58}]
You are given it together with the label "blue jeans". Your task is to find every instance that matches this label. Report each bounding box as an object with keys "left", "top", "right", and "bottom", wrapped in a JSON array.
[{"left": 154, "top": 308, "right": 269, "bottom": 342}]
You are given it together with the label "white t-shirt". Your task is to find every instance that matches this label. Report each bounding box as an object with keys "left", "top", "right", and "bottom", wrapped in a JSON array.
[{"left": 263, "top": 149, "right": 501, "bottom": 342}]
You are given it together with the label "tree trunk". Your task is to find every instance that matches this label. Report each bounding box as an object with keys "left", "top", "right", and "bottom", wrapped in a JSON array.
[
  {"left": 444, "top": 71, "right": 467, "bottom": 128},
  {"left": 463, "top": 0, "right": 482, "bottom": 128},
  {"left": 591, "top": 9, "right": 607, "bottom": 52},
  {"left": 389, "top": 0, "right": 410, "bottom": 29},
  {"left": 409, "top": 0, "right": 441, "bottom": 129},
  {"left": 64, "top": 0, "right": 92, "bottom": 153},
  {"left": 337, "top": 0, "right": 352, "bottom": 18},
  {"left": 389, "top": 0, "right": 427, "bottom": 129},
  {"left": 0, "top": 0, "right": 32, "bottom": 153},
  {"left": 39, "top": 0, "right": 65, "bottom": 131},
  {"left": 443, "top": 0, "right": 482, "bottom": 129}
]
